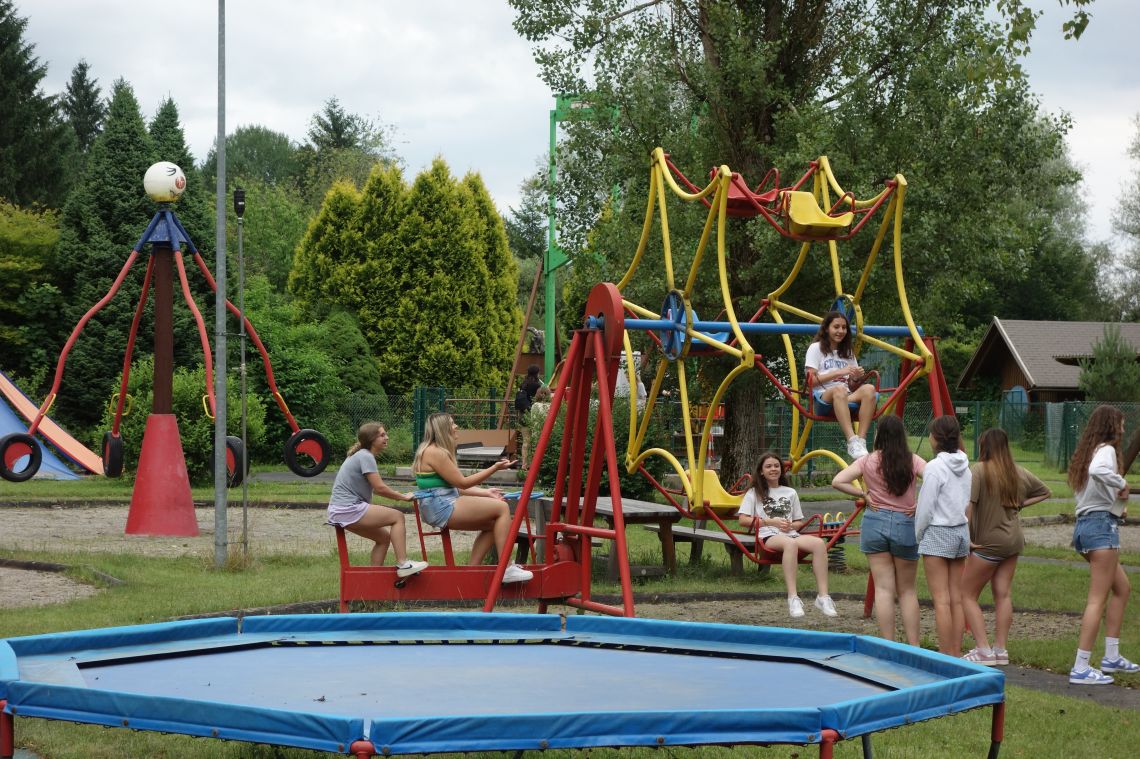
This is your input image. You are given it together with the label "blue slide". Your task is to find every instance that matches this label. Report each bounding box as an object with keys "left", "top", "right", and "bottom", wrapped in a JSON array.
[{"left": 0, "top": 393, "right": 79, "bottom": 479}]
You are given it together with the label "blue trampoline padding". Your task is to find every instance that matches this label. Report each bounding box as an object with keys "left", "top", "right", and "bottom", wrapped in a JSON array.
[{"left": 1, "top": 612, "right": 1005, "bottom": 755}]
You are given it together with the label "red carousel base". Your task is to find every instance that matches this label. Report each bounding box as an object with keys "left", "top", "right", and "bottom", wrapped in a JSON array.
[{"left": 126, "top": 414, "right": 198, "bottom": 536}]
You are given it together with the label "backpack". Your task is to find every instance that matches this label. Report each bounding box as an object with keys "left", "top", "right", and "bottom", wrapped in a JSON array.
[{"left": 514, "top": 386, "right": 532, "bottom": 413}]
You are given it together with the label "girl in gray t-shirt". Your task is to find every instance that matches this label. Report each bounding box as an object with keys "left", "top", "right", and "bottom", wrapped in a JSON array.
[{"left": 327, "top": 422, "right": 428, "bottom": 578}]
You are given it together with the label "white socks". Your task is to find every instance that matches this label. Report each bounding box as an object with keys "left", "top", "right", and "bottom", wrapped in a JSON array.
[
  {"left": 1106, "top": 637, "right": 1120, "bottom": 661},
  {"left": 1074, "top": 648, "right": 1092, "bottom": 673}
]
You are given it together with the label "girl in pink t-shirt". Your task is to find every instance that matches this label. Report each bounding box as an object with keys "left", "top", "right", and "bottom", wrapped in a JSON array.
[{"left": 833, "top": 416, "right": 925, "bottom": 644}]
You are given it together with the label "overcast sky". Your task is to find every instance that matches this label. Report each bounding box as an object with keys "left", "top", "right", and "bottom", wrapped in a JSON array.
[{"left": 18, "top": 0, "right": 1139, "bottom": 245}]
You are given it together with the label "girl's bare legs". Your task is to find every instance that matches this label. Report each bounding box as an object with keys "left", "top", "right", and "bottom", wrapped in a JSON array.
[
  {"left": 894, "top": 556, "right": 921, "bottom": 646},
  {"left": 866, "top": 552, "right": 897, "bottom": 639},
  {"left": 345, "top": 504, "right": 410, "bottom": 566},
  {"left": 821, "top": 386, "right": 856, "bottom": 440},
  {"left": 868, "top": 552, "right": 917, "bottom": 643},
  {"left": 852, "top": 383, "right": 876, "bottom": 437},
  {"left": 448, "top": 495, "right": 513, "bottom": 565},
  {"left": 765, "top": 534, "right": 801, "bottom": 598},
  {"left": 798, "top": 535, "right": 830, "bottom": 596},
  {"left": 991, "top": 557, "right": 1020, "bottom": 651},
  {"left": 924, "top": 555, "right": 966, "bottom": 655},
  {"left": 960, "top": 554, "right": 999, "bottom": 651},
  {"left": 1078, "top": 549, "right": 1128, "bottom": 648}
]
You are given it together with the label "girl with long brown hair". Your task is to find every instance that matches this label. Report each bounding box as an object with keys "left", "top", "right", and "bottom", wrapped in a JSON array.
[
  {"left": 738, "top": 452, "right": 837, "bottom": 618},
  {"left": 805, "top": 311, "right": 878, "bottom": 460},
  {"left": 960, "top": 429, "right": 1050, "bottom": 665},
  {"left": 1066, "top": 405, "right": 1136, "bottom": 684},
  {"left": 833, "top": 415, "right": 926, "bottom": 644}
]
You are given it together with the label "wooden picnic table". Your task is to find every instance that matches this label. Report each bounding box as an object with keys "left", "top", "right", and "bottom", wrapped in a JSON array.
[{"left": 535, "top": 496, "right": 681, "bottom": 580}]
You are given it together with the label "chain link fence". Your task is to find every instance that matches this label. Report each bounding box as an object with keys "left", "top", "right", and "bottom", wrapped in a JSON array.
[{"left": 335, "top": 388, "right": 1140, "bottom": 474}]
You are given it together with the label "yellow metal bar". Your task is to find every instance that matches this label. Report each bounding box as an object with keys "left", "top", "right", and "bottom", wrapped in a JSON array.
[
  {"left": 622, "top": 300, "right": 659, "bottom": 319},
  {"left": 655, "top": 162, "right": 676, "bottom": 290},
  {"left": 616, "top": 160, "right": 660, "bottom": 291},
  {"left": 853, "top": 194, "right": 895, "bottom": 303},
  {"left": 683, "top": 171, "right": 729, "bottom": 296},
  {"left": 652, "top": 147, "right": 721, "bottom": 202},
  {"left": 767, "top": 241, "right": 813, "bottom": 301}
]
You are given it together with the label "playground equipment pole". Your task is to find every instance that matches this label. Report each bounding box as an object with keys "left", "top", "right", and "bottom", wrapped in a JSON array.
[
  {"left": 213, "top": 0, "right": 228, "bottom": 568},
  {"left": 235, "top": 187, "right": 249, "bottom": 558}
]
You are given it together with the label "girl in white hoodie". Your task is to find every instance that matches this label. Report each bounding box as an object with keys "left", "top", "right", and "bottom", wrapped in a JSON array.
[{"left": 915, "top": 415, "right": 971, "bottom": 656}]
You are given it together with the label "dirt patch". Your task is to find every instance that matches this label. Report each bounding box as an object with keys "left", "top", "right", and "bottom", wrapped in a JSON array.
[{"left": 0, "top": 566, "right": 100, "bottom": 608}]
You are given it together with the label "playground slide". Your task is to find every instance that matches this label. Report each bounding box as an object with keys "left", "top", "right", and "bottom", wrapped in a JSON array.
[{"left": 0, "top": 371, "right": 102, "bottom": 474}]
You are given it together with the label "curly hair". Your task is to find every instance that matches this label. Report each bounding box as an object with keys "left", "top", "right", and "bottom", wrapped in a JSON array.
[
  {"left": 812, "top": 311, "right": 854, "bottom": 359},
  {"left": 977, "top": 428, "right": 1019, "bottom": 509},
  {"left": 1067, "top": 405, "right": 1124, "bottom": 493},
  {"left": 873, "top": 416, "right": 915, "bottom": 496}
]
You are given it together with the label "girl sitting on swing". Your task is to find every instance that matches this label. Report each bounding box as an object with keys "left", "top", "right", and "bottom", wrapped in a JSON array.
[{"left": 805, "top": 310, "right": 877, "bottom": 459}]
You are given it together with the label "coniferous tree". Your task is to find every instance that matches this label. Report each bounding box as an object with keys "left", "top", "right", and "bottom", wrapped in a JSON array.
[
  {"left": 0, "top": 0, "right": 73, "bottom": 206},
  {"left": 50, "top": 79, "right": 157, "bottom": 429},
  {"left": 61, "top": 59, "right": 105, "bottom": 154},
  {"left": 462, "top": 171, "right": 522, "bottom": 388},
  {"left": 289, "top": 179, "right": 365, "bottom": 317},
  {"left": 1078, "top": 325, "right": 1140, "bottom": 402}
]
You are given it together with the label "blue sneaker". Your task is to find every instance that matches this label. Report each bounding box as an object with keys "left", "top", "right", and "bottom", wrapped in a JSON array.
[
  {"left": 1100, "top": 656, "right": 1140, "bottom": 674},
  {"left": 1069, "top": 667, "right": 1113, "bottom": 685}
]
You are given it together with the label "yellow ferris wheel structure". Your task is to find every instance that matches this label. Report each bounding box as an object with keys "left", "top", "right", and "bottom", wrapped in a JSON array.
[{"left": 610, "top": 147, "right": 954, "bottom": 518}]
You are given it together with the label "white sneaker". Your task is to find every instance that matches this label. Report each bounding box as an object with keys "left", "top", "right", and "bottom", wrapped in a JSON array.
[
  {"left": 814, "top": 595, "right": 838, "bottom": 617},
  {"left": 846, "top": 437, "right": 868, "bottom": 459},
  {"left": 395, "top": 559, "right": 428, "bottom": 578},
  {"left": 502, "top": 563, "right": 534, "bottom": 584},
  {"left": 788, "top": 596, "right": 805, "bottom": 618}
]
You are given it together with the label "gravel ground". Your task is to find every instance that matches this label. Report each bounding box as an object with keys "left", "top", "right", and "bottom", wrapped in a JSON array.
[{"left": 1, "top": 503, "right": 1136, "bottom": 613}]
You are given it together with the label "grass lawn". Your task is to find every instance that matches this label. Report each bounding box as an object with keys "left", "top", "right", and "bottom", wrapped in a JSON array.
[{"left": 2, "top": 469, "right": 1139, "bottom": 757}]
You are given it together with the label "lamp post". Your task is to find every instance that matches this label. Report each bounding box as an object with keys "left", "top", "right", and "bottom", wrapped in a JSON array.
[{"left": 233, "top": 187, "right": 248, "bottom": 557}]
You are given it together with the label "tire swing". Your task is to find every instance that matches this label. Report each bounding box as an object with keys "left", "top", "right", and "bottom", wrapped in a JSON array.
[
  {"left": 209, "top": 435, "right": 248, "bottom": 488},
  {"left": 0, "top": 433, "right": 42, "bottom": 483},
  {"left": 283, "top": 428, "right": 331, "bottom": 477},
  {"left": 102, "top": 431, "right": 124, "bottom": 478}
]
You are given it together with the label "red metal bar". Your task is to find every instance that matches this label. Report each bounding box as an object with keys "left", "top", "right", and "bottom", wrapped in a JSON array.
[
  {"left": 350, "top": 739, "right": 376, "bottom": 758},
  {"left": 988, "top": 701, "right": 1005, "bottom": 759},
  {"left": 174, "top": 252, "right": 216, "bottom": 417},
  {"left": 819, "top": 728, "right": 839, "bottom": 759},
  {"left": 1, "top": 699, "right": 12, "bottom": 759},
  {"left": 191, "top": 252, "right": 300, "bottom": 432},
  {"left": 29, "top": 250, "right": 140, "bottom": 434},
  {"left": 111, "top": 256, "right": 154, "bottom": 436}
]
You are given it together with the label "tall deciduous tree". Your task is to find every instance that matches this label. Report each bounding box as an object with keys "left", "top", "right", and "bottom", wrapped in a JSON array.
[
  {"left": 61, "top": 59, "right": 105, "bottom": 154},
  {"left": 0, "top": 0, "right": 73, "bottom": 206},
  {"left": 201, "top": 125, "right": 301, "bottom": 189},
  {"left": 511, "top": 0, "right": 1102, "bottom": 480},
  {"left": 1100, "top": 116, "right": 1140, "bottom": 320}
]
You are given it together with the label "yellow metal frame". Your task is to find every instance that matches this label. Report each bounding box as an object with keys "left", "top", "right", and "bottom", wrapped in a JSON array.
[{"left": 615, "top": 148, "right": 929, "bottom": 510}]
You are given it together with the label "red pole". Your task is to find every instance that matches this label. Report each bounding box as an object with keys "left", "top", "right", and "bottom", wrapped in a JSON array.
[
  {"left": 1, "top": 699, "right": 13, "bottom": 759},
  {"left": 349, "top": 739, "right": 376, "bottom": 758}
]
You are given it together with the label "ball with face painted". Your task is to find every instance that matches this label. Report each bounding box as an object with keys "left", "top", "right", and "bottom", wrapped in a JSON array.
[{"left": 143, "top": 161, "right": 187, "bottom": 202}]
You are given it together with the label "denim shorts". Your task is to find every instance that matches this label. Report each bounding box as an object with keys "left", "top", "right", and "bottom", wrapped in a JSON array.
[
  {"left": 919, "top": 523, "right": 970, "bottom": 559},
  {"left": 415, "top": 487, "right": 458, "bottom": 529},
  {"left": 1072, "top": 511, "right": 1122, "bottom": 554},
  {"left": 860, "top": 508, "right": 919, "bottom": 561}
]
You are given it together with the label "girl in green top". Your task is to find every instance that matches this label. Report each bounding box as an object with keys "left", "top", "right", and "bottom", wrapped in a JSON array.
[{"left": 413, "top": 412, "right": 533, "bottom": 584}]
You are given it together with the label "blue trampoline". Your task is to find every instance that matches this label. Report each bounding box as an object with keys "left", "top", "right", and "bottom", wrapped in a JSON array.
[{"left": 1, "top": 613, "right": 1006, "bottom": 758}]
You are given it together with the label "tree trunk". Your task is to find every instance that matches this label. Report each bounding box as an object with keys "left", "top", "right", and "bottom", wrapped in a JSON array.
[{"left": 720, "top": 368, "right": 764, "bottom": 485}]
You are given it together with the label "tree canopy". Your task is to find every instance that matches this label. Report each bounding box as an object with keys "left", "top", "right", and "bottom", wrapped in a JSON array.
[
  {"left": 61, "top": 59, "right": 105, "bottom": 155},
  {"left": 510, "top": 0, "right": 1103, "bottom": 479}
]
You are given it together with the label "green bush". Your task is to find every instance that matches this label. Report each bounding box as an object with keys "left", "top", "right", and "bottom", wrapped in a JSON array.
[
  {"left": 99, "top": 357, "right": 267, "bottom": 485},
  {"left": 534, "top": 397, "right": 671, "bottom": 502}
]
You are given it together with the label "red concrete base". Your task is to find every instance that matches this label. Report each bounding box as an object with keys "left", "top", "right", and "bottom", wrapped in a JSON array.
[{"left": 125, "top": 414, "right": 198, "bottom": 536}]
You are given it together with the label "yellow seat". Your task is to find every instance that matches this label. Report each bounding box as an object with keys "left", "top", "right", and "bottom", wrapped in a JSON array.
[
  {"left": 781, "top": 191, "right": 854, "bottom": 237},
  {"left": 687, "top": 468, "right": 745, "bottom": 517}
]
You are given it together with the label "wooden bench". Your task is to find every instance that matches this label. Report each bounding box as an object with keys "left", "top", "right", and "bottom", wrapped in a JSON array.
[
  {"left": 645, "top": 524, "right": 759, "bottom": 576},
  {"left": 455, "top": 429, "right": 517, "bottom": 465}
]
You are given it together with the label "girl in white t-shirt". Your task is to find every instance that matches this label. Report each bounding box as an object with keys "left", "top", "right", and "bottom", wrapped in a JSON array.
[
  {"left": 738, "top": 452, "right": 838, "bottom": 618},
  {"left": 805, "top": 310, "right": 877, "bottom": 460}
]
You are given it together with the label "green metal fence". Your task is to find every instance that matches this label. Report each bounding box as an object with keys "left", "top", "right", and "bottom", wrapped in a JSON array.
[{"left": 336, "top": 389, "right": 1140, "bottom": 474}]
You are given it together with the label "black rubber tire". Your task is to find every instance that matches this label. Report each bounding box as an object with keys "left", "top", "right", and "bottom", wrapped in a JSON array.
[
  {"left": 283, "top": 428, "right": 331, "bottom": 477},
  {"left": 0, "top": 432, "right": 42, "bottom": 483},
  {"left": 102, "top": 431, "right": 124, "bottom": 478},
  {"left": 225, "top": 435, "right": 246, "bottom": 488}
]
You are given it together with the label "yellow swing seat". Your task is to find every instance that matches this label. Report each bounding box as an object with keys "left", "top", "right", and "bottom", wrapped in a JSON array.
[
  {"left": 687, "top": 468, "right": 746, "bottom": 517},
  {"left": 781, "top": 190, "right": 854, "bottom": 237}
]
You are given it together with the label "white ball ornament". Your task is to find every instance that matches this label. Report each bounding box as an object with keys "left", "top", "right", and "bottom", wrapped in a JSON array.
[{"left": 143, "top": 161, "right": 187, "bottom": 202}]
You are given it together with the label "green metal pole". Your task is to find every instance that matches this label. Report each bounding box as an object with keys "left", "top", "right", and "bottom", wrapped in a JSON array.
[{"left": 544, "top": 106, "right": 558, "bottom": 380}]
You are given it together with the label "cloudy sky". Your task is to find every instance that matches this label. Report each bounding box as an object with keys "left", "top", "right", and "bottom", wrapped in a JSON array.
[{"left": 18, "top": 0, "right": 1139, "bottom": 244}]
